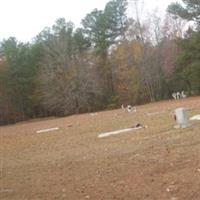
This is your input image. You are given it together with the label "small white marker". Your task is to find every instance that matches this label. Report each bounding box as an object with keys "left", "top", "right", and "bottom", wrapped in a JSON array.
[{"left": 36, "top": 127, "right": 59, "bottom": 133}]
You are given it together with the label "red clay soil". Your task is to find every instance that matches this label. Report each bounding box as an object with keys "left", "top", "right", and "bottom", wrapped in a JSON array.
[{"left": 1, "top": 97, "right": 200, "bottom": 200}]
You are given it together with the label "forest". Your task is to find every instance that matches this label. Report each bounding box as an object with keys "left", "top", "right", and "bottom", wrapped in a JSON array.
[{"left": 0, "top": 0, "right": 200, "bottom": 125}]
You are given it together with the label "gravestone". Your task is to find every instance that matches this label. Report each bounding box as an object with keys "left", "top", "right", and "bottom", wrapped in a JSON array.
[{"left": 174, "top": 107, "right": 190, "bottom": 128}]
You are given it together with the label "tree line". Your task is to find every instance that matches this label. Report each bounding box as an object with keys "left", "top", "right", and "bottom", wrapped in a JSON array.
[{"left": 0, "top": 0, "right": 200, "bottom": 125}]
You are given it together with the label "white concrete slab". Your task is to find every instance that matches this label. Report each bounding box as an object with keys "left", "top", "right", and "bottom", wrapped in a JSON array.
[
  {"left": 36, "top": 127, "right": 59, "bottom": 133},
  {"left": 190, "top": 115, "right": 200, "bottom": 121},
  {"left": 98, "top": 127, "right": 142, "bottom": 138}
]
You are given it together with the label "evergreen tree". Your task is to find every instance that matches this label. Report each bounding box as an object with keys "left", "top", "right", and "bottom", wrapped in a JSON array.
[
  {"left": 168, "top": 0, "right": 200, "bottom": 94},
  {"left": 168, "top": 0, "right": 200, "bottom": 28}
]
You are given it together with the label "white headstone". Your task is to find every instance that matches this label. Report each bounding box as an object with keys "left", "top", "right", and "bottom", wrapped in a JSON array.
[
  {"left": 181, "top": 91, "right": 186, "bottom": 98},
  {"left": 174, "top": 108, "right": 190, "bottom": 128},
  {"left": 172, "top": 93, "right": 177, "bottom": 99},
  {"left": 176, "top": 92, "right": 181, "bottom": 99}
]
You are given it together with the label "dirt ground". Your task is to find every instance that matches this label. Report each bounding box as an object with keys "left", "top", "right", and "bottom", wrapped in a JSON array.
[{"left": 1, "top": 97, "right": 200, "bottom": 200}]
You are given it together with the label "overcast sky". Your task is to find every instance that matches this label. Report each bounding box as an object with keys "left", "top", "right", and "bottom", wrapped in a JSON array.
[{"left": 0, "top": 0, "right": 176, "bottom": 42}]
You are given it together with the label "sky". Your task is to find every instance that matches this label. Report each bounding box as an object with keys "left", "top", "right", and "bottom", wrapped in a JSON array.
[{"left": 0, "top": 0, "right": 177, "bottom": 42}]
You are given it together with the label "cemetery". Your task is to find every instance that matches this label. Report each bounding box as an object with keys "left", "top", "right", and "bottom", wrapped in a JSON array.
[
  {"left": 1, "top": 0, "right": 200, "bottom": 199},
  {"left": 1, "top": 96, "right": 200, "bottom": 200}
]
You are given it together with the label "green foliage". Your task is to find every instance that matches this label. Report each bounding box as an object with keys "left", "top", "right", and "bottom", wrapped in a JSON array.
[
  {"left": 173, "top": 31, "right": 200, "bottom": 93},
  {"left": 1, "top": 37, "right": 42, "bottom": 118},
  {"left": 82, "top": 0, "right": 128, "bottom": 55},
  {"left": 104, "top": 0, "right": 128, "bottom": 40},
  {"left": 82, "top": 9, "right": 110, "bottom": 55},
  {"left": 167, "top": 0, "right": 200, "bottom": 94},
  {"left": 73, "top": 28, "right": 91, "bottom": 53},
  {"left": 168, "top": 0, "right": 200, "bottom": 28}
]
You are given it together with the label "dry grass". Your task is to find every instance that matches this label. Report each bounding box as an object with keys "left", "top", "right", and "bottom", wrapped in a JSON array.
[{"left": 1, "top": 97, "right": 200, "bottom": 200}]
